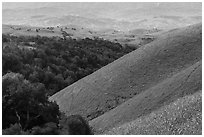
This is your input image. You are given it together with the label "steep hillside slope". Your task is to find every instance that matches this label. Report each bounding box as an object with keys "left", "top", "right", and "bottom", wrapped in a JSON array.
[
  {"left": 90, "top": 61, "right": 201, "bottom": 133},
  {"left": 50, "top": 23, "right": 202, "bottom": 121},
  {"left": 106, "top": 90, "right": 202, "bottom": 135}
]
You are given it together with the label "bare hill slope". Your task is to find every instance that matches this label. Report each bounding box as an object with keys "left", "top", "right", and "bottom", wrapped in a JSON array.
[
  {"left": 50, "top": 23, "right": 202, "bottom": 121},
  {"left": 106, "top": 90, "right": 202, "bottom": 135},
  {"left": 90, "top": 60, "right": 201, "bottom": 133}
]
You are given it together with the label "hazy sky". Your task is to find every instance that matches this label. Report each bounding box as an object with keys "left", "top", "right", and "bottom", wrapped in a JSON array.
[
  {"left": 3, "top": 2, "right": 202, "bottom": 19},
  {"left": 3, "top": 2, "right": 201, "bottom": 10}
]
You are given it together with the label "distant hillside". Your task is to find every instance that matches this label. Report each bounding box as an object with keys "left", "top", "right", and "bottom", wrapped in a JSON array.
[
  {"left": 50, "top": 23, "right": 202, "bottom": 124},
  {"left": 106, "top": 90, "right": 202, "bottom": 135},
  {"left": 2, "top": 14, "right": 201, "bottom": 31},
  {"left": 3, "top": 3, "right": 201, "bottom": 31},
  {"left": 2, "top": 23, "right": 158, "bottom": 49}
]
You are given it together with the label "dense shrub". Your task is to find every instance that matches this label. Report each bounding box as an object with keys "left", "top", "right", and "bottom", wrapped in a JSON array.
[
  {"left": 2, "top": 34, "right": 135, "bottom": 96},
  {"left": 59, "top": 114, "right": 93, "bottom": 135},
  {"left": 30, "top": 122, "right": 59, "bottom": 135},
  {"left": 2, "top": 123, "right": 28, "bottom": 135},
  {"left": 2, "top": 34, "right": 135, "bottom": 134},
  {"left": 3, "top": 114, "right": 93, "bottom": 135},
  {"left": 2, "top": 72, "right": 60, "bottom": 130}
]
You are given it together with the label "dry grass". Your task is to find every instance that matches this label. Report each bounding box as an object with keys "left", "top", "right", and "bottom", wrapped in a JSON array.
[
  {"left": 90, "top": 60, "right": 201, "bottom": 133},
  {"left": 106, "top": 91, "right": 202, "bottom": 135}
]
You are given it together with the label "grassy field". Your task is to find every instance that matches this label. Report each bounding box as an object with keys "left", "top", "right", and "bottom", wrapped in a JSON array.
[{"left": 2, "top": 24, "right": 156, "bottom": 48}]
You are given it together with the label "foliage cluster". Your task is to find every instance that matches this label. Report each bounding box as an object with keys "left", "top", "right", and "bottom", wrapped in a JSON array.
[
  {"left": 2, "top": 34, "right": 135, "bottom": 134},
  {"left": 3, "top": 34, "right": 135, "bottom": 95}
]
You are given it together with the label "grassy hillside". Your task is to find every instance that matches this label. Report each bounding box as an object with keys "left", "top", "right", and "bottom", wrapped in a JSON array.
[
  {"left": 90, "top": 60, "right": 201, "bottom": 133},
  {"left": 50, "top": 23, "right": 201, "bottom": 121},
  {"left": 106, "top": 90, "right": 202, "bottom": 135}
]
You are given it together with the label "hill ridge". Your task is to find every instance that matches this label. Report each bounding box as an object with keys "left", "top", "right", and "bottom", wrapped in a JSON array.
[{"left": 50, "top": 23, "right": 202, "bottom": 122}]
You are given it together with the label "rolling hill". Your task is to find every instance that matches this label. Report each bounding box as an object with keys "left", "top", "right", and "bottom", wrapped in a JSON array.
[
  {"left": 50, "top": 22, "right": 202, "bottom": 128},
  {"left": 2, "top": 3, "right": 202, "bottom": 135},
  {"left": 3, "top": 3, "right": 201, "bottom": 31}
]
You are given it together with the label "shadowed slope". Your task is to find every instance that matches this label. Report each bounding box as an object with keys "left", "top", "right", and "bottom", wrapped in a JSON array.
[
  {"left": 90, "top": 61, "right": 201, "bottom": 133},
  {"left": 50, "top": 23, "right": 201, "bottom": 120},
  {"left": 106, "top": 90, "right": 202, "bottom": 135}
]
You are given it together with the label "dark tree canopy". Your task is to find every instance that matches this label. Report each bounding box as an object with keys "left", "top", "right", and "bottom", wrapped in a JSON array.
[
  {"left": 2, "top": 72, "right": 60, "bottom": 130},
  {"left": 2, "top": 34, "right": 136, "bottom": 134},
  {"left": 3, "top": 34, "right": 135, "bottom": 96}
]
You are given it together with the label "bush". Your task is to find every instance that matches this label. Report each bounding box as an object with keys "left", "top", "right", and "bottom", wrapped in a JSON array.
[
  {"left": 30, "top": 122, "right": 59, "bottom": 135},
  {"left": 3, "top": 113, "right": 94, "bottom": 135},
  {"left": 2, "top": 72, "right": 60, "bottom": 130},
  {"left": 2, "top": 123, "right": 28, "bottom": 135},
  {"left": 59, "top": 114, "right": 93, "bottom": 135}
]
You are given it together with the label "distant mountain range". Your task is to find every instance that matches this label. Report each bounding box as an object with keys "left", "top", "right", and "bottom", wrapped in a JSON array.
[{"left": 3, "top": 2, "right": 202, "bottom": 31}]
